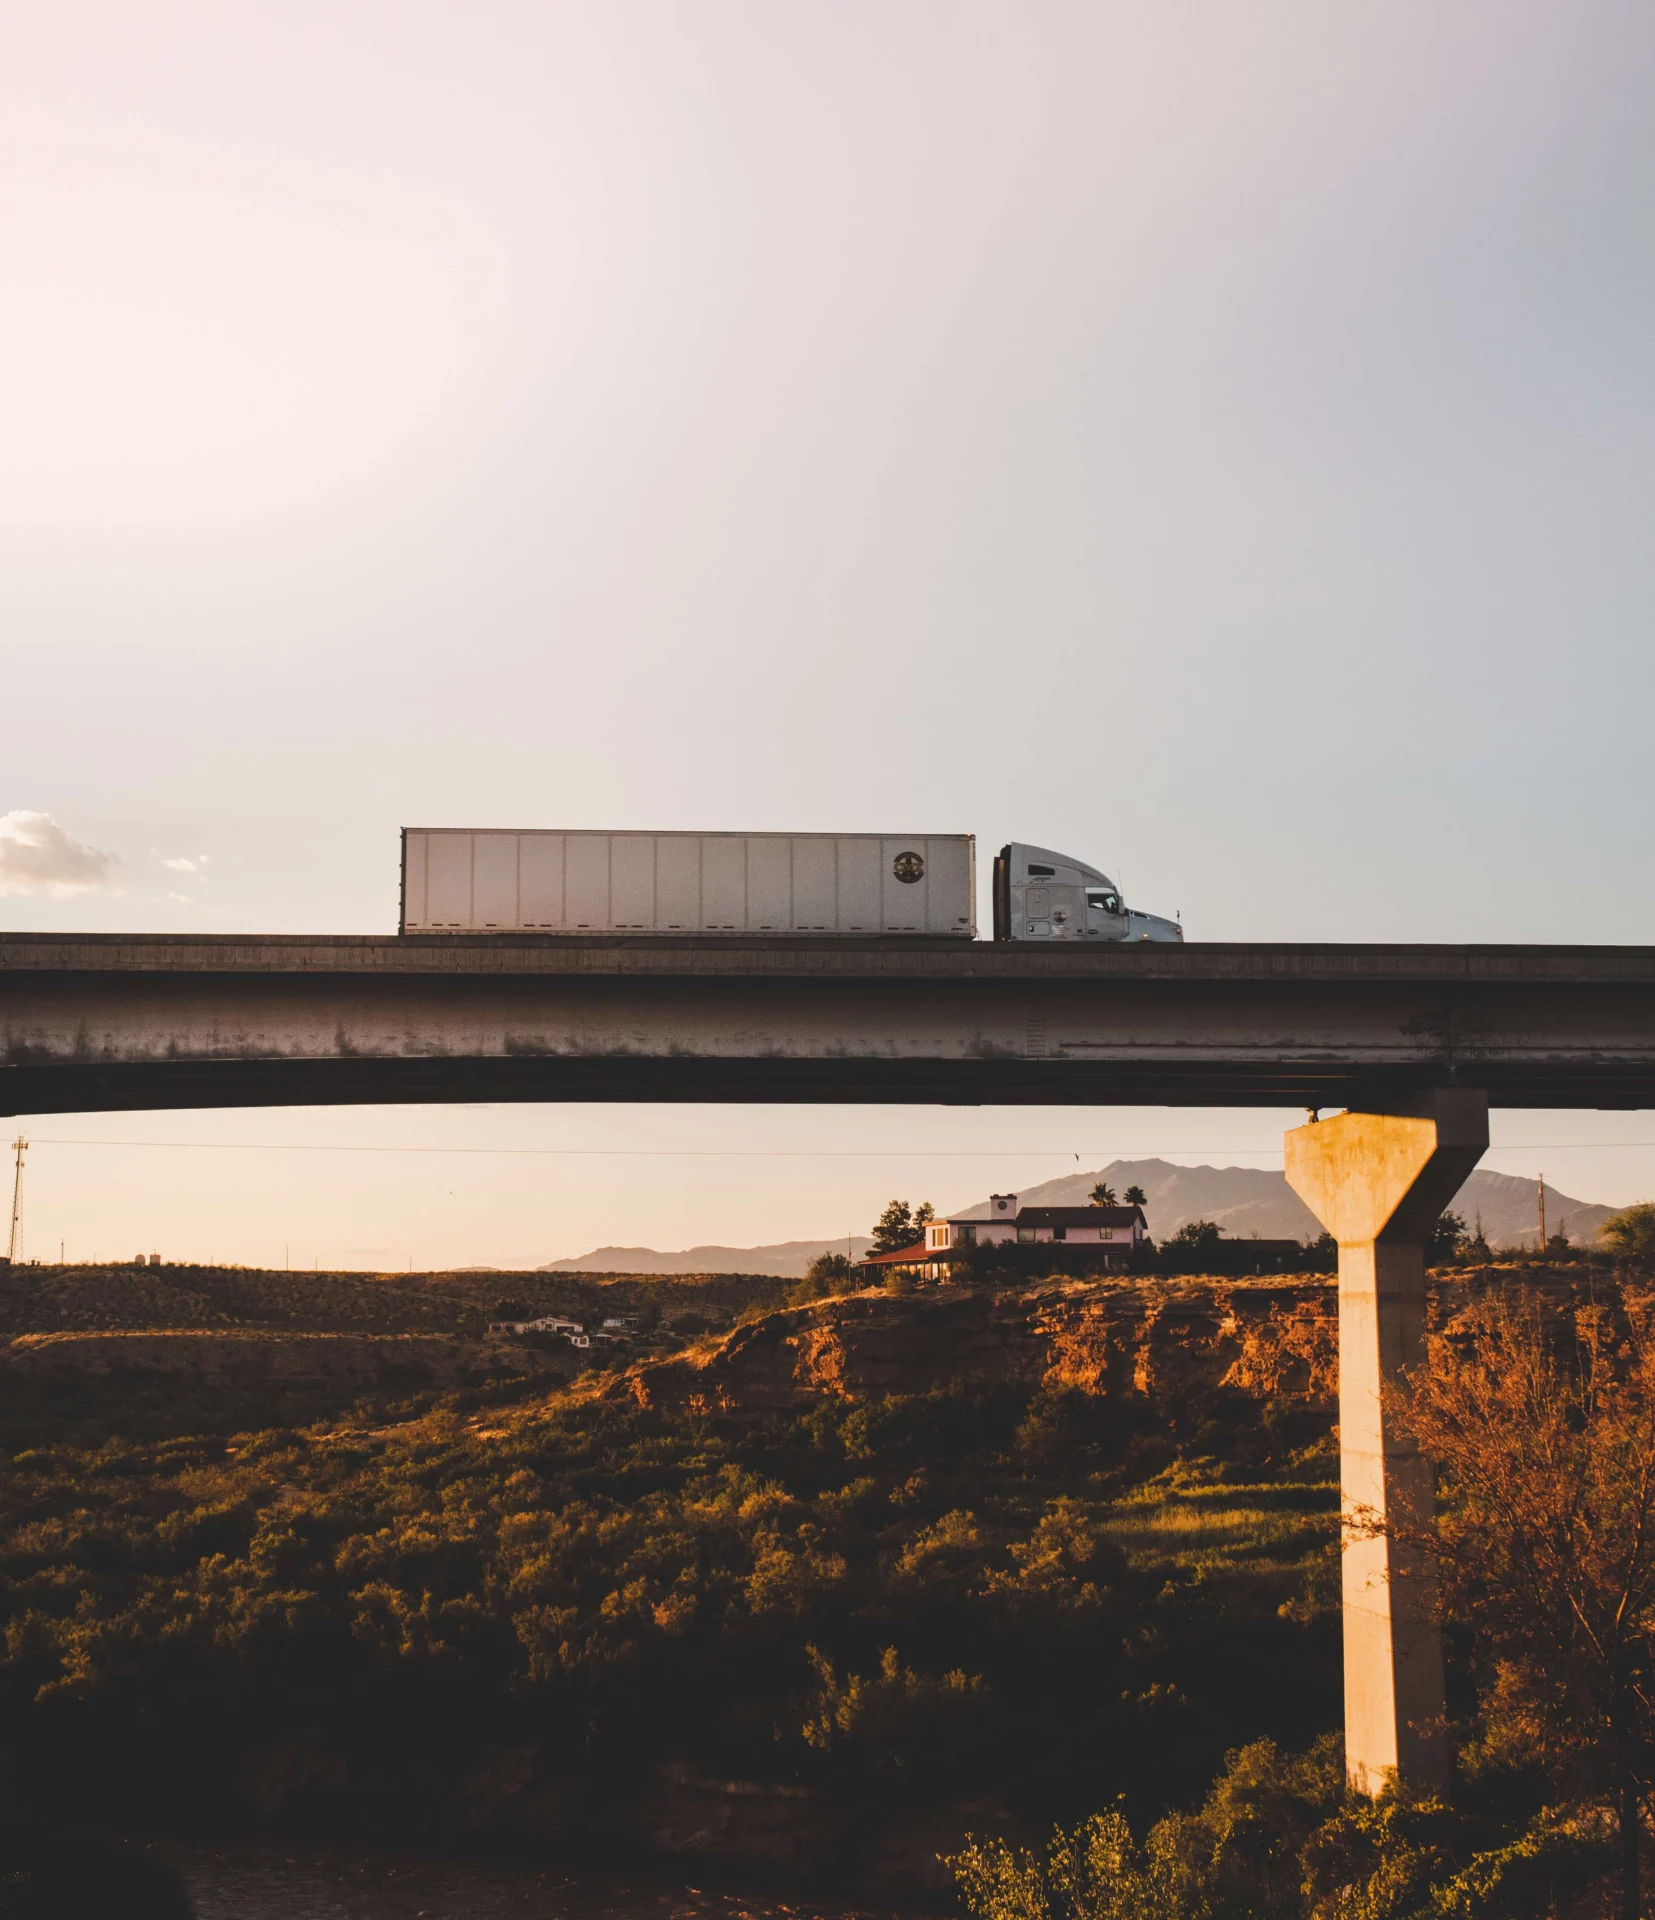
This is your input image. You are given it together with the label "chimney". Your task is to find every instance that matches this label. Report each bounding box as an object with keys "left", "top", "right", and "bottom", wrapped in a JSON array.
[{"left": 990, "top": 1194, "right": 1017, "bottom": 1217}]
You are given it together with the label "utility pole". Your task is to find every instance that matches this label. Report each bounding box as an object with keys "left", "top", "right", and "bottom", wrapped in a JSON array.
[
  {"left": 6, "top": 1136, "right": 27, "bottom": 1265},
  {"left": 1538, "top": 1173, "right": 1547, "bottom": 1251}
]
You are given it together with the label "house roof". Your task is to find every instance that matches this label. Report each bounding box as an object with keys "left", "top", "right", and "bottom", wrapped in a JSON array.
[
  {"left": 956, "top": 1205, "right": 1146, "bottom": 1229},
  {"left": 854, "top": 1241, "right": 932, "bottom": 1267}
]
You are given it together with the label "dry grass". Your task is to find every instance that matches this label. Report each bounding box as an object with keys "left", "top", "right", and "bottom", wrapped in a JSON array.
[{"left": 1102, "top": 1455, "right": 1337, "bottom": 1578}]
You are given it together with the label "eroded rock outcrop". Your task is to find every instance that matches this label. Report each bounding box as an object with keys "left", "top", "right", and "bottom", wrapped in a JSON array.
[{"left": 611, "top": 1277, "right": 1340, "bottom": 1418}]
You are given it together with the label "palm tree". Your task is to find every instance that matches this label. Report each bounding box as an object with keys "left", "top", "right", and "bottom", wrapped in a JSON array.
[
  {"left": 1124, "top": 1185, "right": 1147, "bottom": 1207},
  {"left": 1089, "top": 1181, "right": 1118, "bottom": 1207}
]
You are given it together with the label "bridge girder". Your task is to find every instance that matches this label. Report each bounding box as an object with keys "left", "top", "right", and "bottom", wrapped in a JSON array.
[{"left": 6, "top": 933, "right": 1655, "bottom": 1114}]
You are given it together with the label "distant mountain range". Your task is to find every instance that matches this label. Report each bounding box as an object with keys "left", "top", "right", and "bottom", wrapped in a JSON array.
[
  {"left": 962, "top": 1159, "right": 1616, "bottom": 1249},
  {"left": 540, "top": 1160, "right": 1622, "bottom": 1276},
  {"left": 541, "top": 1237, "right": 874, "bottom": 1279}
]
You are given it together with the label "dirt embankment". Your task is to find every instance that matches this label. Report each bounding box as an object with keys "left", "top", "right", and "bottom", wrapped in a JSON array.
[
  {"left": 605, "top": 1263, "right": 1614, "bottom": 1420},
  {"left": 609, "top": 1275, "right": 1342, "bottom": 1417},
  {"left": 0, "top": 1260, "right": 1599, "bottom": 1408}
]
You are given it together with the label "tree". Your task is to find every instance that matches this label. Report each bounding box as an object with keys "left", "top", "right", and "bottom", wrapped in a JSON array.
[
  {"left": 1602, "top": 1204, "right": 1655, "bottom": 1266},
  {"left": 1161, "top": 1220, "right": 1224, "bottom": 1275},
  {"left": 1123, "top": 1185, "right": 1147, "bottom": 1208},
  {"left": 914, "top": 1202, "right": 936, "bottom": 1230},
  {"left": 1089, "top": 1182, "right": 1118, "bottom": 1208},
  {"left": 1428, "top": 1209, "right": 1467, "bottom": 1263},
  {"left": 1395, "top": 1291, "right": 1655, "bottom": 1920},
  {"left": 790, "top": 1252, "right": 853, "bottom": 1304},
  {"left": 870, "top": 1199, "right": 920, "bottom": 1255}
]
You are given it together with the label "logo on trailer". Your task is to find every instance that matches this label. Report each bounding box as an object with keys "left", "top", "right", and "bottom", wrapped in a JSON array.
[{"left": 892, "top": 851, "right": 925, "bottom": 884}]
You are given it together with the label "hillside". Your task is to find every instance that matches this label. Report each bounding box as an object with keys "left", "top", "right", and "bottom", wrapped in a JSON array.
[
  {"left": 0, "top": 1263, "right": 790, "bottom": 1338},
  {"left": 0, "top": 1268, "right": 1347, "bottom": 1889},
  {"left": 2, "top": 1254, "right": 1644, "bottom": 1896},
  {"left": 0, "top": 1258, "right": 1629, "bottom": 1895},
  {"left": 0, "top": 1265, "right": 792, "bottom": 1446},
  {"left": 608, "top": 1272, "right": 1339, "bottom": 1418}
]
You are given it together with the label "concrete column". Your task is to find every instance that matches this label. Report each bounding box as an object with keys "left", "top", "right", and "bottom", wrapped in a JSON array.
[{"left": 1285, "top": 1089, "right": 1488, "bottom": 1795}]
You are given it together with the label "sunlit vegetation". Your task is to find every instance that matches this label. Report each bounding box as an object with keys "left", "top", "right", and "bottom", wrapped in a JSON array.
[
  {"left": 0, "top": 1263, "right": 788, "bottom": 1340},
  {"left": 0, "top": 1321, "right": 1340, "bottom": 1878},
  {"left": 950, "top": 1273, "right": 1655, "bottom": 1919},
  {"left": 1101, "top": 1464, "right": 1338, "bottom": 1579},
  {"left": 0, "top": 1266, "right": 789, "bottom": 1450},
  {"left": 7, "top": 1256, "right": 1653, "bottom": 1909}
]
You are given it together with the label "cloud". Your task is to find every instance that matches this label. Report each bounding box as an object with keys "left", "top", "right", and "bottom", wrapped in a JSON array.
[
  {"left": 160, "top": 854, "right": 211, "bottom": 876},
  {"left": 0, "top": 811, "right": 118, "bottom": 896}
]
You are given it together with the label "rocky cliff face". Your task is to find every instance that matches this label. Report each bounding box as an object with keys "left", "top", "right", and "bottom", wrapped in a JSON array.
[
  {"left": 611, "top": 1276, "right": 1341, "bottom": 1419},
  {"left": 608, "top": 1264, "right": 1620, "bottom": 1428}
]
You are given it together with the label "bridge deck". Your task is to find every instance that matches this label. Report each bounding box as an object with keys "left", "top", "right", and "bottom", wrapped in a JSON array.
[
  {"left": 7, "top": 931, "right": 1655, "bottom": 980},
  {"left": 5, "top": 934, "right": 1655, "bottom": 1113}
]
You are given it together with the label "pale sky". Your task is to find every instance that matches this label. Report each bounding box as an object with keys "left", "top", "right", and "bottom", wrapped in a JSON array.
[{"left": 5, "top": 1, "right": 1655, "bottom": 1267}]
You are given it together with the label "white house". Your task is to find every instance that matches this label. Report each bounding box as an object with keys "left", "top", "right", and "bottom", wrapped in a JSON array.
[
  {"left": 852, "top": 1193, "right": 1151, "bottom": 1286},
  {"left": 486, "top": 1313, "right": 587, "bottom": 1339},
  {"left": 925, "top": 1193, "right": 1148, "bottom": 1256}
]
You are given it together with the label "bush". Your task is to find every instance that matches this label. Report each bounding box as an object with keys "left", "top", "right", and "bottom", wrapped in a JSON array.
[
  {"left": 0, "top": 1362, "right": 1341, "bottom": 1852},
  {"left": 1599, "top": 1202, "right": 1655, "bottom": 1265},
  {"left": 788, "top": 1253, "right": 855, "bottom": 1304},
  {"left": 949, "top": 1737, "right": 1612, "bottom": 1920}
]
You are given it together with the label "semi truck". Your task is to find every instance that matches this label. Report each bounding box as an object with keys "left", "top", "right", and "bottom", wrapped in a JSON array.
[{"left": 399, "top": 829, "right": 1182, "bottom": 943}]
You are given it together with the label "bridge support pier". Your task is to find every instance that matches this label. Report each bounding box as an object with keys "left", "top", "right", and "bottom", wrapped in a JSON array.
[{"left": 1285, "top": 1088, "right": 1488, "bottom": 1795}]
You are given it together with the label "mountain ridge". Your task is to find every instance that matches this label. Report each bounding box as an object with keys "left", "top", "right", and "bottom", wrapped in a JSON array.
[
  {"left": 541, "top": 1236, "right": 874, "bottom": 1278},
  {"left": 976, "top": 1159, "right": 1615, "bottom": 1247},
  {"left": 541, "top": 1163, "right": 1622, "bottom": 1273}
]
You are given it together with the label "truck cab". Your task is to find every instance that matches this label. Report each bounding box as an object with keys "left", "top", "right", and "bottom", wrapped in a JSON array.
[{"left": 992, "top": 843, "right": 1182, "bottom": 943}]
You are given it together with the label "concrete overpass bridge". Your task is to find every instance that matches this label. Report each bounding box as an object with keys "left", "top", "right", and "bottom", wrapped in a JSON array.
[
  {"left": 4, "top": 931, "right": 1655, "bottom": 1116},
  {"left": 6, "top": 927, "right": 1655, "bottom": 1799}
]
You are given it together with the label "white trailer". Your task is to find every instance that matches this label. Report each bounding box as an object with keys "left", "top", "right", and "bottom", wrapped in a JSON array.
[{"left": 400, "top": 829, "right": 976, "bottom": 937}]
